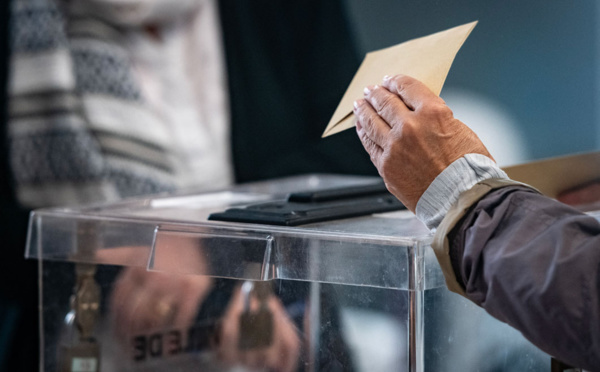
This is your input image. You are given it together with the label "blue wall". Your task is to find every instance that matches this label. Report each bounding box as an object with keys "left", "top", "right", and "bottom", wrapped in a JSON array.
[{"left": 346, "top": 0, "right": 599, "bottom": 161}]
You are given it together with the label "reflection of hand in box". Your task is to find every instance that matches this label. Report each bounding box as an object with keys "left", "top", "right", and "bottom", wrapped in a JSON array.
[
  {"left": 101, "top": 239, "right": 300, "bottom": 371},
  {"left": 216, "top": 283, "right": 300, "bottom": 372},
  {"left": 110, "top": 267, "right": 212, "bottom": 338},
  {"left": 100, "top": 242, "right": 212, "bottom": 341}
]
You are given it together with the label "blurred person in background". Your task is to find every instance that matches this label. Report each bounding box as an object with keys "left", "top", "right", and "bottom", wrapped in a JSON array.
[{"left": 1, "top": 0, "right": 375, "bottom": 370}]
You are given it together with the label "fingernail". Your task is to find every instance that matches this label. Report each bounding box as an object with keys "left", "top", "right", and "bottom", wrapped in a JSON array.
[
  {"left": 353, "top": 100, "right": 359, "bottom": 111},
  {"left": 383, "top": 75, "right": 391, "bottom": 81},
  {"left": 364, "top": 85, "right": 377, "bottom": 95}
]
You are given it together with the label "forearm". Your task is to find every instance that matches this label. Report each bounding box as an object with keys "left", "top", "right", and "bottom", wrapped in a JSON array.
[
  {"left": 447, "top": 185, "right": 600, "bottom": 370},
  {"left": 350, "top": 72, "right": 600, "bottom": 369}
]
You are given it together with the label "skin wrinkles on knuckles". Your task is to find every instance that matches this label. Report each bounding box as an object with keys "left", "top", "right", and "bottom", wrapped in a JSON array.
[
  {"left": 356, "top": 126, "right": 381, "bottom": 169},
  {"left": 366, "top": 86, "right": 409, "bottom": 130},
  {"left": 359, "top": 105, "right": 387, "bottom": 147},
  {"left": 371, "top": 89, "right": 397, "bottom": 116},
  {"left": 385, "top": 77, "right": 417, "bottom": 110},
  {"left": 365, "top": 137, "right": 381, "bottom": 165}
]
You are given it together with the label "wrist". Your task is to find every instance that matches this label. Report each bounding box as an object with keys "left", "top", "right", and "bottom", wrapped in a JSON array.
[{"left": 415, "top": 153, "right": 508, "bottom": 230}]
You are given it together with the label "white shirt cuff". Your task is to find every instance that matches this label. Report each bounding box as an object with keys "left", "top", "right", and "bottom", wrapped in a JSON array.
[{"left": 415, "top": 153, "right": 508, "bottom": 230}]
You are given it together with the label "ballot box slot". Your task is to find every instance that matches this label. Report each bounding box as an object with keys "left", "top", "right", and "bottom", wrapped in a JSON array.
[
  {"left": 286, "top": 180, "right": 390, "bottom": 202},
  {"left": 149, "top": 228, "right": 275, "bottom": 280},
  {"left": 208, "top": 182, "right": 405, "bottom": 226}
]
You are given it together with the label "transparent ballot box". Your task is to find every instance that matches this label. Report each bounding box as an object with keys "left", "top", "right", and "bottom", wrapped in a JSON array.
[{"left": 27, "top": 175, "right": 552, "bottom": 372}]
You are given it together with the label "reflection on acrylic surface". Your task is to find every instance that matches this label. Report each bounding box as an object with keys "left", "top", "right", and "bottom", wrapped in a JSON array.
[{"left": 46, "top": 240, "right": 548, "bottom": 372}]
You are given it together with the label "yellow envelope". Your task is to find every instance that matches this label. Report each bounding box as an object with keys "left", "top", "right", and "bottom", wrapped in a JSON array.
[
  {"left": 503, "top": 151, "right": 600, "bottom": 198},
  {"left": 322, "top": 21, "right": 478, "bottom": 137}
]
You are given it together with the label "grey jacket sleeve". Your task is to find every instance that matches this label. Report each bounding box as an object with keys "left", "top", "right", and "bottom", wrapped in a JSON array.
[{"left": 444, "top": 184, "right": 600, "bottom": 370}]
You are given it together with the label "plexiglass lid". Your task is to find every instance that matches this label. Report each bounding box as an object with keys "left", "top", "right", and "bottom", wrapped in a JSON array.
[{"left": 26, "top": 175, "right": 443, "bottom": 290}]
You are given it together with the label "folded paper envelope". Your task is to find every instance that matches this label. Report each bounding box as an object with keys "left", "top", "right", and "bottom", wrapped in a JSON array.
[{"left": 322, "top": 21, "right": 478, "bottom": 137}]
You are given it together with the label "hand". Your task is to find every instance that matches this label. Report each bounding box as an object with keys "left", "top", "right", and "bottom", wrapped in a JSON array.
[
  {"left": 110, "top": 267, "right": 211, "bottom": 339},
  {"left": 353, "top": 74, "right": 493, "bottom": 211},
  {"left": 216, "top": 285, "right": 300, "bottom": 372},
  {"left": 557, "top": 181, "right": 600, "bottom": 208},
  {"left": 103, "top": 245, "right": 212, "bottom": 340}
]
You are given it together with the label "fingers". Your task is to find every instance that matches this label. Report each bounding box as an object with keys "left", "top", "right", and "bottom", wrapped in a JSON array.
[
  {"left": 171, "top": 275, "right": 210, "bottom": 329},
  {"left": 354, "top": 100, "right": 385, "bottom": 169},
  {"left": 353, "top": 82, "right": 413, "bottom": 169},
  {"left": 356, "top": 122, "right": 384, "bottom": 169},
  {"left": 110, "top": 267, "right": 209, "bottom": 343},
  {"left": 216, "top": 287, "right": 300, "bottom": 372},
  {"left": 216, "top": 289, "right": 243, "bottom": 365},
  {"left": 382, "top": 74, "right": 443, "bottom": 111},
  {"left": 111, "top": 267, "right": 145, "bottom": 338},
  {"left": 353, "top": 99, "right": 390, "bottom": 148},
  {"left": 363, "top": 84, "right": 411, "bottom": 128},
  {"left": 270, "top": 298, "right": 300, "bottom": 372}
]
